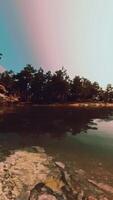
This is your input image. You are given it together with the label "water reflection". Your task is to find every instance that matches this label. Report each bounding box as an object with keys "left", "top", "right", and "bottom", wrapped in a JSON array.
[
  {"left": 0, "top": 106, "right": 113, "bottom": 135},
  {"left": 0, "top": 106, "right": 112, "bottom": 144},
  {"left": 0, "top": 105, "right": 113, "bottom": 169}
]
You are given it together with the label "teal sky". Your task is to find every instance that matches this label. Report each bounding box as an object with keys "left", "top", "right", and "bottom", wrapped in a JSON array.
[
  {"left": 0, "top": 1, "right": 36, "bottom": 71},
  {"left": 0, "top": 0, "right": 113, "bottom": 87}
]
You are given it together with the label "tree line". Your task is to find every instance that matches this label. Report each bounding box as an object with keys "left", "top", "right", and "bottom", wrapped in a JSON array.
[{"left": 0, "top": 64, "right": 113, "bottom": 103}]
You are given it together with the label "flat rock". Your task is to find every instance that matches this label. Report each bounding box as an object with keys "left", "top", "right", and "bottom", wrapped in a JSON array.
[
  {"left": 0, "top": 149, "right": 50, "bottom": 200},
  {"left": 88, "top": 179, "right": 113, "bottom": 194},
  {"left": 55, "top": 162, "right": 65, "bottom": 169},
  {"left": 0, "top": 148, "right": 76, "bottom": 200}
]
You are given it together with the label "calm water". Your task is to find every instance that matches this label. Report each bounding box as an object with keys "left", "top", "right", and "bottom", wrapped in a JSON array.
[{"left": 1, "top": 105, "right": 113, "bottom": 182}]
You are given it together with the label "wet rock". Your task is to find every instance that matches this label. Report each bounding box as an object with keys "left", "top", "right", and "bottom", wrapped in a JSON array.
[
  {"left": 98, "top": 163, "right": 102, "bottom": 167},
  {"left": 99, "top": 196, "right": 108, "bottom": 200},
  {"left": 29, "top": 183, "right": 64, "bottom": 200},
  {"left": 75, "top": 169, "right": 86, "bottom": 176},
  {"left": 0, "top": 149, "right": 50, "bottom": 200},
  {"left": 0, "top": 148, "right": 77, "bottom": 200},
  {"left": 0, "top": 147, "right": 111, "bottom": 200},
  {"left": 55, "top": 162, "right": 65, "bottom": 170},
  {"left": 32, "top": 146, "right": 45, "bottom": 153},
  {"left": 29, "top": 165, "right": 77, "bottom": 200},
  {"left": 88, "top": 196, "right": 97, "bottom": 200},
  {"left": 29, "top": 180, "right": 77, "bottom": 200},
  {"left": 45, "top": 176, "right": 64, "bottom": 192},
  {"left": 38, "top": 194, "right": 57, "bottom": 200},
  {"left": 77, "top": 190, "right": 84, "bottom": 200},
  {"left": 88, "top": 179, "right": 113, "bottom": 194}
]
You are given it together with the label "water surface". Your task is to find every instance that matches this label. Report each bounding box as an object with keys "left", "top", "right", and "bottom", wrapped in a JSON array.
[{"left": 0, "top": 105, "right": 113, "bottom": 183}]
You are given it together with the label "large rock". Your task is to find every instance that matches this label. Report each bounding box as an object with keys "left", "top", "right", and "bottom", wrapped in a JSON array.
[
  {"left": 0, "top": 147, "right": 110, "bottom": 200},
  {"left": 0, "top": 84, "right": 7, "bottom": 94},
  {"left": 0, "top": 148, "right": 77, "bottom": 200}
]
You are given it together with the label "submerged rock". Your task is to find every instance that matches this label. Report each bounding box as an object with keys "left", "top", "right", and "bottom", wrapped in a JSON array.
[
  {"left": 32, "top": 146, "right": 45, "bottom": 153},
  {"left": 88, "top": 196, "right": 97, "bottom": 200},
  {"left": 0, "top": 147, "right": 76, "bottom": 200},
  {"left": 75, "top": 169, "right": 86, "bottom": 176},
  {"left": 77, "top": 190, "right": 85, "bottom": 200},
  {"left": 88, "top": 179, "right": 113, "bottom": 194}
]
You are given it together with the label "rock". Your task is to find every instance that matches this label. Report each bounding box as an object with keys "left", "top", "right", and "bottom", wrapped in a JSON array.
[
  {"left": 0, "top": 148, "right": 77, "bottom": 200},
  {"left": 63, "top": 171, "right": 72, "bottom": 187},
  {"left": 0, "top": 84, "right": 7, "bottom": 94},
  {"left": 75, "top": 169, "right": 85, "bottom": 176},
  {"left": 88, "top": 179, "right": 113, "bottom": 194},
  {"left": 88, "top": 196, "right": 97, "bottom": 200},
  {"left": 0, "top": 148, "right": 110, "bottom": 200},
  {"left": 77, "top": 190, "right": 84, "bottom": 200},
  {"left": 0, "top": 150, "right": 50, "bottom": 200},
  {"left": 45, "top": 176, "right": 64, "bottom": 192},
  {"left": 55, "top": 162, "right": 65, "bottom": 169},
  {"left": 38, "top": 194, "right": 57, "bottom": 200},
  {"left": 32, "top": 146, "right": 45, "bottom": 153},
  {"left": 99, "top": 197, "right": 108, "bottom": 200},
  {"left": 29, "top": 183, "right": 64, "bottom": 200},
  {"left": 0, "top": 84, "right": 19, "bottom": 104},
  {"left": 98, "top": 163, "right": 102, "bottom": 167}
]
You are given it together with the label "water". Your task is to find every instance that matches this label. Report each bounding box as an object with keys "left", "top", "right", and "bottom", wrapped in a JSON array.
[{"left": 1, "top": 105, "right": 113, "bottom": 183}]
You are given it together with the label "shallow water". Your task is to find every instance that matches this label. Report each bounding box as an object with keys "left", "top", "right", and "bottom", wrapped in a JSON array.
[{"left": 0, "top": 105, "right": 113, "bottom": 183}]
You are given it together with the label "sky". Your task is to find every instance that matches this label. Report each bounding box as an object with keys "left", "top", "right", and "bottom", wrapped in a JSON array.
[{"left": 0, "top": 0, "right": 113, "bottom": 87}]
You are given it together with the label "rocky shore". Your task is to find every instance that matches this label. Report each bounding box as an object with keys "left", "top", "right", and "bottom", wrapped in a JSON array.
[{"left": 0, "top": 146, "right": 112, "bottom": 200}]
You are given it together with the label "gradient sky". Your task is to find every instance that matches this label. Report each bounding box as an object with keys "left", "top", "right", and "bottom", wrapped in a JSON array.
[{"left": 0, "top": 0, "right": 113, "bottom": 87}]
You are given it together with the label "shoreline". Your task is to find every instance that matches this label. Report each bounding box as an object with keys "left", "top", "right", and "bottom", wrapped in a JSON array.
[
  {"left": 16, "top": 102, "right": 113, "bottom": 109},
  {"left": 2, "top": 100, "right": 113, "bottom": 109}
]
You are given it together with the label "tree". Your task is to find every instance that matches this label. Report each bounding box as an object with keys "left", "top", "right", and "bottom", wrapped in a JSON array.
[
  {"left": 48, "top": 68, "right": 70, "bottom": 103},
  {"left": 43, "top": 71, "right": 53, "bottom": 103},
  {"left": 90, "top": 82, "right": 100, "bottom": 101},
  {"left": 31, "top": 68, "right": 46, "bottom": 103},
  {"left": 70, "top": 76, "right": 82, "bottom": 101},
  {"left": 15, "top": 65, "right": 36, "bottom": 101},
  {"left": 80, "top": 78, "right": 93, "bottom": 100},
  {"left": 104, "top": 84, "right": 113, "bottom": 102},
  {"left": 0, "top": 61, "right": 112, "bottom": 104}
]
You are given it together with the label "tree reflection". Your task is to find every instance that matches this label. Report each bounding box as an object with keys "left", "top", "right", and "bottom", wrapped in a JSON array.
[{"left": 0, "top": 106, "right": 113, "bottom": 140}]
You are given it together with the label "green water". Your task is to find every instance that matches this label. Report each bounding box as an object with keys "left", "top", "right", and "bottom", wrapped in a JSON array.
[{"left": 0, "top": 105, "right": 113, "bottom": 181}]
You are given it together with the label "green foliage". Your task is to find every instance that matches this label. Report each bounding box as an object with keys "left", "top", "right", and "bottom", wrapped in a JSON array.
[
  {"left": 31, "top": 68, "right": 46, "bottom": 103},
  {"left": 0, "top": 64, "right": 112, "bottom": 103},
  {"left": 15, "top": 65, "right": 36, "bottom": 101}
]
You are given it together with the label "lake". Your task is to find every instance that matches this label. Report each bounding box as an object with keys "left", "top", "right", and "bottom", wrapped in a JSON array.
[{"left": 0, "top": 105, "right": 113, "bottom": 184}]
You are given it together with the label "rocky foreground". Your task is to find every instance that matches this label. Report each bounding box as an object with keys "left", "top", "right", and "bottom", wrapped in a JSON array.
[{"left": 0, "top": 146, "right": 112, "bottom": 200}]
